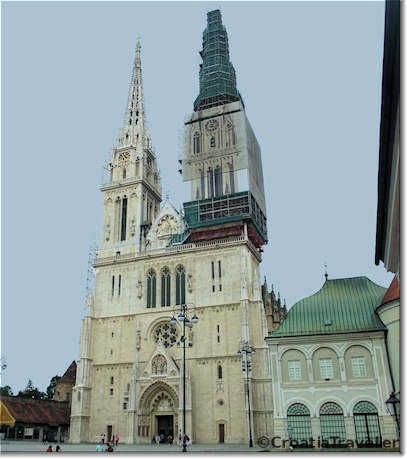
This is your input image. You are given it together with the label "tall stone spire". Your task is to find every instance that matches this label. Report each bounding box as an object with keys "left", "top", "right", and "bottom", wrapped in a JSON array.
[
  {"left": 194, "top": 9, "right": 243, "bottom": 112},
  {"left": 118, "top": 40, "right": 151, "bottom": 149}
]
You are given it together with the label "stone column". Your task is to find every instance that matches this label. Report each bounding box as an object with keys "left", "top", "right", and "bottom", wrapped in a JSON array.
[
  {"left": 311, "top": 417, "right": 321, "bottom": 448},
  {"left": 344, "top": 416, "right": 356, "bottom": 445}
]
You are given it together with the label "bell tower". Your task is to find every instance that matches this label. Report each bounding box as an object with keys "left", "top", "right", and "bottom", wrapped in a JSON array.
[
  {"left": 100, "top": 41, "right": 161, "bottom": 256},
  {"left": 181, "top": 10, "right": 267, "bottom": 248}
]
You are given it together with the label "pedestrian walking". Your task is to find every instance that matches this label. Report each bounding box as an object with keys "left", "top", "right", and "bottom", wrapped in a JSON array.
[
  {"left": 115, "top": 434, "right": 120, "bottom": 446},
  {"left": 46, "top": 445, "right": 53, "bottom": 453},
  {"left": 101, "top": 433, "right": 105, "bottom": 444},
  {"left": 96, "top": 442, "right": 104, "bottom": 452},
  {"left": 55, "top": 445, "right": 61, "bottom": 452}
]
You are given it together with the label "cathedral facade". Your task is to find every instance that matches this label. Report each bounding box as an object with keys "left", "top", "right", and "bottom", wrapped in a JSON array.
[{"left": 70, "top": 10, "right": 272, "bottom": 444}]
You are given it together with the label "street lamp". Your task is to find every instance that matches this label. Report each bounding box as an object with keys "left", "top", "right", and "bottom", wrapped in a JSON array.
[
  {"left": 170, "top": 304, "right": 199, "bottom": 453},
  {"left": 238, "top": 340, "right": 256, "bottom": 447},
  {"left": 386, "top": 392, "right": 400, "bottom": 436}
]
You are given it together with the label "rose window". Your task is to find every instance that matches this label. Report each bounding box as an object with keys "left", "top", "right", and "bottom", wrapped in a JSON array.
[{"left": 153, "top": 322, "right": 178, "bottom": 348}]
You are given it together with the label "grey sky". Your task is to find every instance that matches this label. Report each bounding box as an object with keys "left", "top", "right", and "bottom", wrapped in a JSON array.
[{"left": 3, "top": 1, "right": 393, "bottom": 392}]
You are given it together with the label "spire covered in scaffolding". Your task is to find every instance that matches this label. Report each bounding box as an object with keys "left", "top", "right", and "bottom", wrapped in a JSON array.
[
  {"left": 118, "top": 40, "right": 151, "bottom": 149},
  {"left": 193, "top": 9, "right": 243, "bottom": 112}
]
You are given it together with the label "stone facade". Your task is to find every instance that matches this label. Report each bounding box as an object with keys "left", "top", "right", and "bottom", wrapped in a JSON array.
[{"left": 70, "top": 21, "right": 272, "bottom": 444}]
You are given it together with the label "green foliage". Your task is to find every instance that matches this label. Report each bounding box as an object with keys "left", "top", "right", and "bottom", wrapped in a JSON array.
[
  {"left": 17, "top": 379, "right": 47, "bottom": 399},
  {"left": 0, "top": 385, "right": 13, "bottom": 396},
  {"left": 46, "top": 375, "right": 61, "bottom": 399}
]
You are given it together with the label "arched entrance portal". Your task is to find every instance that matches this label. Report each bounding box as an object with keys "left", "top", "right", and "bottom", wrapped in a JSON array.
[{"left": 138, "top": 381, "right": 179, "bottom": 443}]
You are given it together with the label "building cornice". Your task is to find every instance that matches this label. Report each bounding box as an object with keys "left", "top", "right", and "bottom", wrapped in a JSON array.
[
  {"left": 265, "top": 330, "right": 386, "bottom": 345},
  {"left": 95, "top": 235, "right": 261, "bottom": 268}
]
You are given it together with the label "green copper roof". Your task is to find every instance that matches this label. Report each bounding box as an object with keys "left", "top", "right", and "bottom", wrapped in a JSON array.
[
  {"left": 271, "top": 277, "right": 387, "bottom": 338},
  {"left": 194, "top": 10, "right": 243, "bottom": 112}
]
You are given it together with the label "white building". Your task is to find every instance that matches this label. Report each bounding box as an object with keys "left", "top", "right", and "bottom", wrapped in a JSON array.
[{"left": 266, "top": 276, "right": 398, "bottom": 449}]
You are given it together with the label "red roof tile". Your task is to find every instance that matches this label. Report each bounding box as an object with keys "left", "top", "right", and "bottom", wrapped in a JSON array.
[
  {"left": 382, "top": 275, "right": 400, "bottom": 304},
  {"left": 1, "top": 397, "right": 70, "bottom": 426}
]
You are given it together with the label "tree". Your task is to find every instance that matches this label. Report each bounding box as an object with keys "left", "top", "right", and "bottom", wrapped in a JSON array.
[
  {"left": 0, "top": 385, "right": 13, "bottom": 396},
  {"left": 17, "top": 379, "right": 46, "bottom": 399},
  {"left": 46, "top": 375, "right": 61, "bottom": 399}
]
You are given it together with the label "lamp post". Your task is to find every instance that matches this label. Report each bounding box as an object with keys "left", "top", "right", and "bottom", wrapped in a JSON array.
[
  {"left": 170, "top": 304, "right": 199, "bottom": 453},
  {"left": 238, "top": 340, "right": 255, "bottom": 448},
  {"left": 385, "top": 392, "right": 400, "bottom": 436}
]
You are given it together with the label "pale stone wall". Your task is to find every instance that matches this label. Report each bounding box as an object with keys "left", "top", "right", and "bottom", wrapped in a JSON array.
[
  {"left": 267, "top": 332, "right": 398, "bottom": 448},
  {"left": 70, "top": 239, "right": 272, "bottom": 444},
  {"left": 377, "top": 300, "right": 400, "bottom": 393}
]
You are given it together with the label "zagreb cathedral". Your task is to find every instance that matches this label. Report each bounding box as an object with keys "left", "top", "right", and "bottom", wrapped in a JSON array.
[{"left": 70, "top": 10, "right": 273, "bottom": 444}]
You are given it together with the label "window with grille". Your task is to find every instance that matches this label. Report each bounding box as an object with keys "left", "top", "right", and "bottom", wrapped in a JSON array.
[
  {"left": 320, "top": 402, "right": 346, "bottom": 446},
  {"left": 351, "top": 357, "right": 367, "bottom": 377},
  {"left": 353, "top": 401, "right": 381, "bottom": 447},
  {"left": 287, "top": 403, "right": 312, "bottom": 446},
  {"left": 288, "top": 361, "right": 302, "bottom": 381},
  {"left": 319, "top": 358, "right": 334, "bottom": 379}
]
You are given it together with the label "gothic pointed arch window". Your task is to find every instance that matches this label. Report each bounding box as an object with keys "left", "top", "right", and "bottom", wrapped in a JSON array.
[
  {"left": 152, "top": 354, "right": 167, "bottom": 375},
  {"left": 217, "top": 364, "right": 223, "bottom": 380},
  {"left": 161, "top": 267, "right": 171, "bottom": 307},
  {"left": 207, "top": 167, "right": 214, "bottom": 198},
  {"left": 210, "top": 136, "right": 216, "bottom": 148},
  {"left": 146, "top": 269, "right": 156, "bottom": 308},
  {"left": 214, "top": 165, "right": 223, "bottom": 197},
  {"left": 228, "top": 163, "right": 235, "bottom": 194},
  {"left": 122, "top": 168, "right": 127, "bottom": 179},
  {"left": 226, "top": 122, "right": 236, "bottom": 147},
  {"left": 193, "top": 132, "right": 201, "bottom": 154},
  {"left": 120, "top": 196, "right": 128, "bottom": 241},
  {"left": 175, "top": 265, "right": 186, "bottom": 305}
]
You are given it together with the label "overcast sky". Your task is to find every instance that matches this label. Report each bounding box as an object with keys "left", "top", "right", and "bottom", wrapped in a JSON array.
[{"left": 3, "top": 1, "right": 393, "bottom": 392}]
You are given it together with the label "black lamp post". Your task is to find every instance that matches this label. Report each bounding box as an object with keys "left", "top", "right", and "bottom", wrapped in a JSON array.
[
  {"left": 238, "top": 340, "right": 256, "bottom": 448},
  {"left": 170, "top": 304, "right": 198, "bottom": 453},
  {"left": 386, "top": 392, "right": 400, "bottom": 436}
]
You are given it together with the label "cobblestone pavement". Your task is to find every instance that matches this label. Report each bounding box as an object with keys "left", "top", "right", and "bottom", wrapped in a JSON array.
[{"left": 0, "top": 440, "right": 264, "bottom": 453}]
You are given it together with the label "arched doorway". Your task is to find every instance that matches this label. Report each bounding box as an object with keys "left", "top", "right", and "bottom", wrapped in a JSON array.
[
  {"left": 287, "top": 403, "right": 312, "bottom": 448},
  {"left": 353, "top": 401, "right": 381, "bottom": 447},
  {"left": 138, "top": 381, "right": 179, "bottom": 443},
  {"left": 319, "top": 402, "right": 346, "bottom": 447}
]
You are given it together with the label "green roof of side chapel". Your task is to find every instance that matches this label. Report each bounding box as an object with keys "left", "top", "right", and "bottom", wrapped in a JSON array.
[{"left": 271, "top": 276, "right": 387, "bottom": 338}]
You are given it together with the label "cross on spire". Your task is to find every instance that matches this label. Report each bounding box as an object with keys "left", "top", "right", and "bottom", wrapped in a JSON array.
[{"left": 118, "top": 39, "right": 151, "bottom": 149}]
